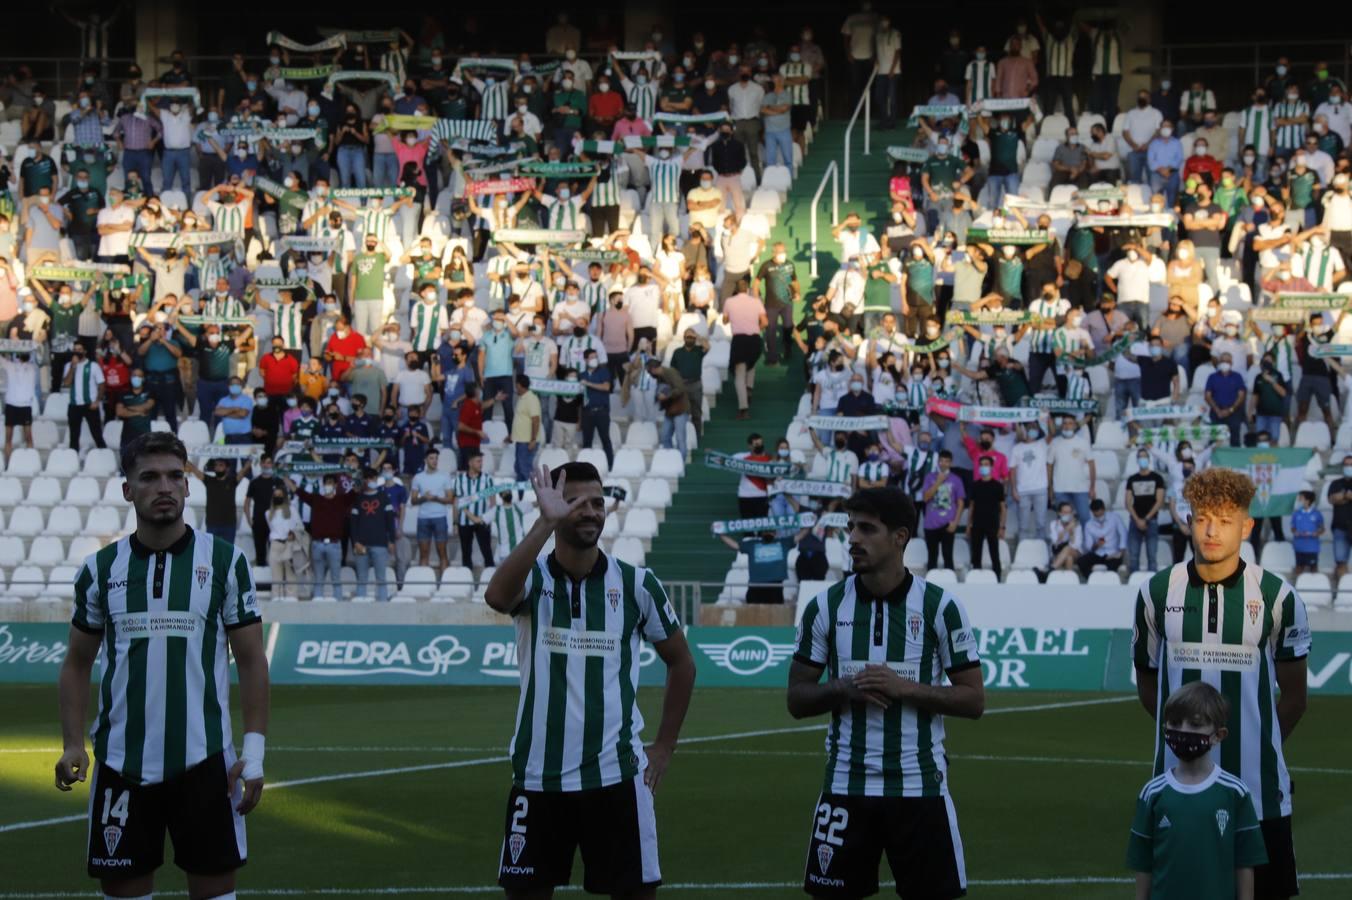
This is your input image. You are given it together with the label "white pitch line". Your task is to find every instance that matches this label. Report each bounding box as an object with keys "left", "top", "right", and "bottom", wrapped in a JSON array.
[
  {"left": 1, "top": 875, "right": 1351, "bottom": 897},
  {"left": 0, "top": 694, "right": 1162, "bottom": 835}
]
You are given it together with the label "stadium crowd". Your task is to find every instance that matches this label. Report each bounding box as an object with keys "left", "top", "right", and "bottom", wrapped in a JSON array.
[{"left": 0, "top": 10, "right": 1350, "bottom": 602}]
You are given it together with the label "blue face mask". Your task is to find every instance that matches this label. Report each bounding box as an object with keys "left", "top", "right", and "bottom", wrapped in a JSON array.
[
  {"left": 131, "top": 376, "right": 143, "bottom": 388},
  {"left": 229, "top": 384, "right": 243, "bottom": 396}
]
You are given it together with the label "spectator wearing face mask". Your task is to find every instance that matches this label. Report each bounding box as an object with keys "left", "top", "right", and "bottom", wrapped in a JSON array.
[
  {"left": 1076, "top": 498, "right": 1126, "bottom": 578},
  {"left": 1273, "top": 86, "right": 1311, "bottom": 162},
  {"left": 920, "top": 450, "right": 965, "bottom": 570},
  {"left": 1205, "top": 352, "right": 1247, "bottom": 446},
  {"left": 1325, "top": 455, "right": 1352, "bottom": 583},
  {"left": 1124, "top": 451, "right": 1166, "bottom": 571},
  {"left": 1146, "top": 120, "right": 1183, "bottom": 206}
]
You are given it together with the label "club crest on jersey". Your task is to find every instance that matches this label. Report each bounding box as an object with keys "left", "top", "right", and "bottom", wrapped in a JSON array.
[
  {"left": 196, "top": 565, "right": 210, "bottom": 589},
  {"left": 508, "top": 833, "right": 526, "bottom": 864},
  {"left": 103, "top": 825, "right": 122, "bottom": 856},
  {"left": 907, "top": 613, "right": 922, "bottom": 640},
  {"left": 1216, "top": 809, "right": 1229, "bottom": 835},
  {"left": 1246, "top": 598, "right": 1262, "bottom": 625},
  {"left": 607, "top": 587, "right": 621, "bottom": 611},
  {"left": 817, "top": 844, "right": 834, "bottom": 873}
]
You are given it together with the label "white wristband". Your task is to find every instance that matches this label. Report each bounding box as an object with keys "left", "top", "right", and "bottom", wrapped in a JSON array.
[{"left": 241, "top": 732, "right": 265, "bottom": 781}]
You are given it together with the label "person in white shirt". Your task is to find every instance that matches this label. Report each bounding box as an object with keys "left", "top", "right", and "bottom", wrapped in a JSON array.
[
  {"left": 449, "top": 293, "right": 490, "bottom": 343},
  {"left": 1049, "top": 418, "right": 1095, "bottom": 527},
  {"left": 266, "top": 79, "right": 308, "bottom": 125},
  {"left": 1104, "top": 243, "right": 1154, "bottom": 330},
  {"left": 0, "top": 351, "right": 39, "bottom": 460},
  {"left": 1008, "top": 423, "right": 1049, "bottom": 540},
  {"left": 831, "top": 211, "right": 881, "bottom": 264},
  {"left": 96, "top": 190, "right": 138, "bottom": 260},
  {"left": 392, "top": 351, "right": 433, "bottom": 420},
  {"left": 1122, "top": 90, "right": 1164, "bottom": 184},
  {"left": 1314, "top": 87, "right": 1352, "bottom": 146},
  {"left": 727, "top": 68, "right": 766, "bottom": 178},
  {"left": 154, "top": 102, "right": 195, "bottom": 195},
  {"left": 373, "top": 324, "right": 412, "bottom": 383},
  {"left": 623, "top": 268, "right": 664, "bottom": 347},
  {"left": 824, "top": 260, "right": 868, "bottom": 320},
  {"left": 506, "top": 101, "right": 543, "bottom": 140},
  {"left": 1322, "top": 172, "right": 1352, "bottom": 261},
  {"left": 1086, "top": 123, "right": 1122, "bottom": 181}
]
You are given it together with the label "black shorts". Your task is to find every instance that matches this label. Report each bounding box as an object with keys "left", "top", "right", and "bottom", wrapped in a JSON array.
[
  {"left": 4, "top": 403, "right": 32, "bottom": 427},
  {"left": 802, "top": 793, "right": 966, "bottom": 899},
  {"left": 731, "top": 333, "right": 764, "bottom": 368},
  {"left": 498, "top": 774, "right": 660, "bottom": 895},
  {"left": 1255, "top": 815, "right": 1300, "bottom": 899},
  {"left": 792, "top": 105, "right": 818, "bottom": 131},
  {"left": 86, "top": 751, "right": 246, "bottom": 880}
]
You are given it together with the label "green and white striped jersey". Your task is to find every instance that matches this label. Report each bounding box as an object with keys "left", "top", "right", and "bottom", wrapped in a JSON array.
[
  {"left": 1027, "top": 297, "right": 1068, "bottom": 353},
  {"left": 1272, "top": 99, "right": 1308, "bottom": 151},
  {"left": 580, "top": 277, "right": 611, "bottom": 318},
  {"left": 795, "top": 572, "right": 981, "bottom": 797},
  {"left": 1133, "top": 560, "right": 1311, "bottom": 820},
  {"left": 1240, "top": 105, "right": 1272, "bottom": 156},
  {"left": 72, "top": 527, "right": 260, "bottom": 785},
  {"left": 410, "top": 299, "right": 446, "bottom": 351},
  {"left": 68, "top": 358, "right": 104, "bottom": 405},
  {"left": 1295, "top": 242, "right": 1340, "bottom": 289},
  {"left": 622, "top": 78, "right": 659, "bottom": 122},
  {"left": 207, "top": 200, "right": 246, "bottom": 235},
  {"left": 492, "top": 503, "right": 526, "bottom": 551},
  {"left": 780, "top": 61, "right": 812, "bottom": 105},
  {"left": 196, "top": 254, "right": 230, "bottom": 288},
  {"left": 544, "top": 196, "right": 587, "bottom": 230},
  {"left": 1064, "top": 368, "right": 1092, "bottom": 400},
  {"left": 202, "top": 293, "right": 246, "bottom": 319},
  {"left": 472, "top": 78, "right": 510, "bottom": 122},
  {"left": 452, "top": 471, "right": 495, "bottom": 525},
  {"left": 965, "top": 60, "right": 995, "bottom": 103},
  {"left": 1263, "top": 334, "right": 1297, "bottom": 383},
  {"left": 488, "top": 254, "right": 517, "bottom": 306},
  {"left": 822, "top": 449, "right": 858, "bottom": 485},
  {"left": 591, "top": 162, "right": 621, "bottom": 207},
  {"left": 359, "top": 206, "right": 396, "bottom": 245},
  {"left": 858, "top": 460, "right": 889, "bottom": 484},
  {"left": 646, "top": 156, "right": 683, "bottom": 204},
  {"left": 904, "top": 379, "right": 928, "bottom": 408},
  {"left": 1043, "top": 34, "right": 1077, "bottom": 78},
  {"left": 1088, "top": 28, "right": 1121, "bottom": 76},
  {"left": 898, "top": 446, "right": 937, "bottom": 499},
  {"left": 380, "top": 48, "right": 409, "bottom": 88},
  {"left": 509, "top": 550, "right": 681, "bottom": 791},
  {"left": 273, "top": 301, "right": 305, "bottom": 349}
]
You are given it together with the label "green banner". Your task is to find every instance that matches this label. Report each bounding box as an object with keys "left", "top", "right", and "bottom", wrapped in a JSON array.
[
  {"left": 652, "top": 111, "right": 729, "bottom": 124},
  {"left": 1069, "top": 332, "right": 1135, "bottom": 368},
  {"left": 886, "top": 146, "right": 930, "bottom": 163},
  {"left": 518, "top": 161, "right": 599, "bottom": 178},
  {"left": 1308, "top": 343, "right": 1352, "bottom": 358},
  {"left": 1252, "top": 308, "right": 1308, "bottom": 323},
  {"left": 1124, "top": 404, "right": 1204, "bottom": 422},
  {"left": 1276, "top": 292, "right": 1348, "bottom": 310},
  {"left": 1135, "top": 425, "right": 1230, "bottom": 444},
  {"left": 711, "top": 513, "right": 816, "bottom": 536},
  {"left": 1212, "top": 447, "right": 1315, "bottom": 517},
  {"left": 558, "top": 248, "right": 627, "bottom": 264},
  {"left": 945, "top": 310, "right": 1039, "bottom": 326},
  {"left": 965, "top": 228, "right": 1051, "bottom": 245},
  {"left": 529, "top": 378, "right": 585, "bottom": 397},
  {"left": 806, "top": 415, "right": 891, "bottom": 431},
  {"left": 311, "top": 438, "right": 395, "bottom": 453},
  {"left": 263, "top": 65, "right": 337, "bottom": 81},
  {"left": 493, "top": 228, "right": 587, "bottom": 246},
  {"left": 1020, "top": 397, "right": 1100, "bottom": 414}
]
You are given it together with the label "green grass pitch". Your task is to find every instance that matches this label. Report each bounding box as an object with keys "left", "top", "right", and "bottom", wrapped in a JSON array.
[{"left": 2, "top": 685, "right": 1349, "bottom": 898}]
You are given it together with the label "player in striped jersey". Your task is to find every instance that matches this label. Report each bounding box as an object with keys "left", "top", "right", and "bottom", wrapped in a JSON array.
[
  {"left": 202, "top": 277, "right": 247, "bottom": 320},
  {"left": 1239, "top": 93, "right": 1274, "bottom": 168},
  {"left": 252, "top": 287, "right": 307, "bottom": 351},
  {"left": 963, "top": 48, "right": 995, "bottom": 106},
  {"left": 1133, "top": 467, "right": 1310, "bottom": 899},
  {"left": 485, "top": 462, "right": 695, "bottom": 896},
  {"left": 640, "top": 143, "right": 699, "bottom": 241},
  {"left": 56, "top": 432, "right": 269, "bottom": 897},
  {"left": 618, "top": 67, "right": 660, "bottom": 124},
  {"left": 790, "top": 487, "right": 983, "bottom": 899},
  {"left": 1272, "top": 89, "right": 1309, "bottom": 157},
  {"left": 63, "top": 342, "right": 107, "bottom": 450},
  {"left": 1036, "top": 14, "right": 1077, "bottom": 117},
  {"left": 534, "top": 177, "right": 597, "bottom": 231},
  {"left": 451, "top": 452, "right": 497, "bottom": 567},
  {"left": 204, "top": 181, "right": 254, "bottom": 237},
  {"left": 464, "top": 69, "right": 512, "bottom": 123},
  {"left": 492, "top": 491, "right": 527, "bottom": 555}
]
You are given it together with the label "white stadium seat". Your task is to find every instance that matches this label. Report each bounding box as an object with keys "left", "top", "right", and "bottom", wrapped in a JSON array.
[
  {"left": 963, "top": 569, "right": 998, "bottom": 585},
  {"left": 1295, "top": 573, "right": 1332, "bottom": 608},
  {"left": 635, "top": 479, "right": 672, "bottom": 509},
  {"left": 1046, "top": 571, "right": 1081, "bottom": 585},
  {"left": 575, "top": 448, "right": 610, "bottom": 477},
  {"left": 649, "top": 449, "right": 685, "bottom": 479},
  {"left": 611, "top": 536, "right": 646, "bottom": 567},
  {"left": 610, "top": 449, "right": 647, "bottom": 479},
  {"left": 0, "top": 477, "right": 22, "bottom": 506},
  {"left": 1258, "top": 542, "right": 1296, "bottom": 573},
  {"left": 1004, "top": 569, "right": 1040, "bottom": 585},
  {"left": 44, "top": 448, "right": 80, "bottom": 477},
  {"left": 29, "top": 536, "right": 65, "bottom": 567},
  {"left": 6, "top": 448, "right": 40, "bottom": 477},
  {"left": 46, "top": 506, "right": 83, "bottom": 536},
  {"left": 1011, "top": 539, "right": 1049, "bottom": 570},
  {"left": 9, "top": 565, "right": 45, "bottom": 598},
  {"left": 0, "top": 536, "right": 25, "bottom": 567},
  {"left": 9, "top": 506, "right": 44, "bottom": 536},
  {"left": 622, "top": 508, "right": 659, "bottom": 539},
  {"left": 926, "top": 568, "right": 959, "bottom": 586},
  {"left": 67, "top": 536, "right": 105, "bottom": 565},
  {"left": 26, "top": 476, "right": 63, "bottom": 506},
  {"left": 65, "top": 477, "right": 102, "bottom": 506}
]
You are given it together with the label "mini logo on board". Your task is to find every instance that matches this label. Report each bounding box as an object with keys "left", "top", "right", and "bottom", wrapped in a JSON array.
[
  {"left": 196, "top": 565, "right": 210, "bottom": 589},
  {"left": 817, "top": 844, "right": 834, "bottom": 873},
  {"left": 908, "top": 614, "right": 922, "bottom": 640},
  {"left": 1216, "top": 809, "right": 1229, "bottom": 835},
  {"left": 103, "top": 825, "right": 122, "bottom": 856},
  {"left": 508, "top": 833, "right": 526, "bottom": 864}
]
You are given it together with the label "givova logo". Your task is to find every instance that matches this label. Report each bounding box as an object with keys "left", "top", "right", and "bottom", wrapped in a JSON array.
[
  {"left": 698, "top": 635, "right": 795, "bottom": 676},
  {"left": 294, "top": 635, "right": 472, "bottom": 677}
]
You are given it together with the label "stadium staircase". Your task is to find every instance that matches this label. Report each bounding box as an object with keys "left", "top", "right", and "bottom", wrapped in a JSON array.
[{"left": 646, "top": 121, "right": 899, "bottom": 589}]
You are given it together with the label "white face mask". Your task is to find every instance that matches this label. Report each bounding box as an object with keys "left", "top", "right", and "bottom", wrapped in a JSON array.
[{"left": 1159, "top": 127, "right": 1173, "bottom": 138}]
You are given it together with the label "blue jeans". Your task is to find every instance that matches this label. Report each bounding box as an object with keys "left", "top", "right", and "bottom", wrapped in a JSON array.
[
  {"left": 206, "top": 523, "right": 236, "bottom": 547},
  {"left": 311, "top": 540, "right": 343, "bottom": 599},
  {"left": 161, "top": 147, "right": 192, "bottom": 194},
  {"left": 660, "top": 412, "right": 690, "bottom": 459},
  {"left": 647, "top": 202, "right": 680, "bottom": 241},
  {"left": 1211, "top": 409, "right": 1244, "bottom": 447},
  {"left": 197, "top": 378, "right": 229, "bottom": 427},
  {"left": 354, "top": 544, "right": 391, "bottom": 601},
  {"left": 987, "top": 173, "right": 1021, "bottom": 210},
  {"left": 372, "top": 152, "right": 399, "bottom": 187},
  {"left": 336, "top": 145, "right": 368, "bottom": 188},
  {"left": 1149, "top": 169, "right": 1180, "bottom": 207},
  {"left": 1127, "top": 517, "right": 1159, "bottom": 571},
  {"left": 441, "top": 400, "right": 460, "bottom": 447},
  {"left": 514, "top": 440, "right": 536, "bottom": 482},
  {"left": 764, "top": 128, "right": 794, "bottom": 171},
  {"left": 873, "top": 73, "right": 899, "bottom": 127},
  {"left": 1254, "top": 413, "right": 1285, "bottom": 444},
  {"left": 1055, "top": 491, "right": 1092, "bottom": 531},
  {"left": 121, "top": 148, "right": 153, "bottom": 190},
  {"left": 1126, "top": 150, "right": 1149, "bottom": 185},
  {"left": 1170, "top": 341, "right": 1190, "bottom": 375},
  {"left": 1114, "top": 377, "right": 1141, "bottom": 419}
]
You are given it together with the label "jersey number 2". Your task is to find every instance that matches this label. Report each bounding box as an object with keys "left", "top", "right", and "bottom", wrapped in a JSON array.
[
  {"left": 510, "top": 796, "right": 528, "bottom": 834},
  {"left": 101, "top": 789, "right": 130, "bottom": 827},
  {"left": 813, "top": 802, "right": 848, "bottom": 846}
]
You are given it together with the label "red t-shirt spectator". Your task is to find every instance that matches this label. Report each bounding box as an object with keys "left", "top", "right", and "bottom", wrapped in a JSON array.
[
  {"left": 258, "top": 350, "right": 300, "bottom": 397},
  {"left": 457, "top": 397, "right": 483, "bottom": 449},
  {"left": 962, "top": 434, "right": 1010, "bottom": 482},
  {"left": 325, "top": 328, "right": 367, "bottom": 385},
  {"left": 589, "top": 89, "right": 623, "bottom": 125},
  {"left": 1183, "top": 154, "right": 1222, "bottom": 186},
  {"left": 100, "top": 352, "right": 130, "bottom": 403}
]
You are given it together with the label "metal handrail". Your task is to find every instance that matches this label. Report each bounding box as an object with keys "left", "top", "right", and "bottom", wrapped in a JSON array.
[
  {"left": 808, "top": 160, "right": 840, "bottom": 279},
  {"left": 842, "top": 65, "right": 877, "bottom": 203}
]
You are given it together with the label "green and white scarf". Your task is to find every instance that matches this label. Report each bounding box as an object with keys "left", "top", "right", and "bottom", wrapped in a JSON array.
[{"left": 266, "top": 31, "right": 348, "bottom": 53}]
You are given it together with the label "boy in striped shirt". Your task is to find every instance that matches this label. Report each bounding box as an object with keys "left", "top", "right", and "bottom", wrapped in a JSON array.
[
  {"left": 491, "top": 490, "right": 527, "bottom": 556},
  {"left": 1133, "top": 467, "right": 1310, "bottom": 899},
  {"left": 790, "top": 487, "right": 983, "bottom": 899},
  {"left": 484, "top": 462, "right": 695, "bottom": 897},
  {"left": 56, "top": 432, "right": 270, "bottom": 899}
]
